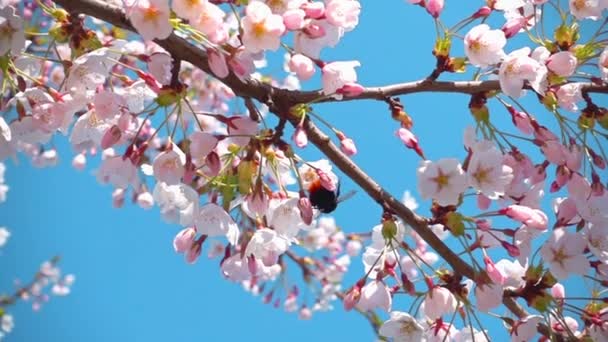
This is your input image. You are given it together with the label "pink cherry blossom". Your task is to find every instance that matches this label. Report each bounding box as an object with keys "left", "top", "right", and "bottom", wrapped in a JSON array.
[
  {"left": 195, "top": 203, "right": 240, "bottom": 246},
  {"left": 191, "top": 1, "right": 226, "bottom": 44},
  {"left": 244, "top": 228, "right": 290, "bottom": 265},
  {"left": 173, "top": 227, "right": 196, "bottom": 253},
  {"left": 325, "top": 0, "right": 361, "bottom": 31},
  {"left": 417, "top": 158, "right": 467, "bottom": 206},
  {"left": 136, "top": 191, "right": 154, "bottom": 209},
  {"left": 464, "top": 24, "right": 506, "bottom": 67},
  {"left": 282, "top": 9, "right": 306, "bottom": 30},
  {"left": 171, "top": 0, "right": 204, "bottom": 21},
  {"left": 189, "top": 131, "right": 218, "bottom": 164},
  {"left": 546, "top": 51, "right": 577, "bottom": 77},
  {"left": 294, "top": 19, "right": 343, "bottom": 58},
  {"left": 584, "top": 223, "right": 608, "bottom": 262},
  {"left": 153, "top": 182, "right": 199, "bottom": 226},
  {"left": 288, "top": 54, "right": 315, "bottom": 80},
  {"left": 0, "top": 6, "right": 25, "bottom": 56},
  {"left": 147, "top": 52, "right": 172, "bottom": 85},
  {"left": 321, "top": 61, "right": 361, "bottom": 99},
  {"left": 127, "top": 0, "right": 173, "bottom": 41},
  {"left": 499, "top": 47, "right": 548, "bottom": 98},
  {"left": 226, "top": 116, "right": 258, "bottom": 146},
  {"left": 357, "top": 280, "right": 392, "bottom": 312},
  {"left": 475, "top": 283, "right": 503, "bottom": 312},
  {"left": 242, "top": 1, "right": 286, "bottom": 53},
  {"left": 540, "top": 229, "right": 589, "bottom": 279},
  {"left": 423, "top": 286, "right": 457, "bottom": 320},
  {"left": 379, "top": 311, "right": 424, "bottom": 341},
  {"left": 97, "top": 156, "right": 138, "bottom": 189},
  {"left": 292, "top": 125, "right": 308, "bottom": 148},
  {"left": 556, "top": 83, "right": 583, "bottom": 112},
  {"left": 152, "top": 143, "right": 186, "bottom": 185},
  {"left": 569, "top": 0, "right": 605, "bottom": 20},
  {"left": 467, "top": 145, "right": 514, "bottom": 199}
]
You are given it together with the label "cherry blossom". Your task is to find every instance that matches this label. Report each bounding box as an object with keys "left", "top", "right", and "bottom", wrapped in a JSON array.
[
  {"left": 464, "top": 24, "right": 506, "bottom": 67},
  {"left": 569, "top": 0, "right": 605, "bottom": 20},
  {"left": 325, "top": 0, "right": 361, "bottom": 31},
  {"left": 417, "top": 158, "right": 467, "bottom": 206},
  {"left": 288, "top": 54, "right": 316, "bottom": 80},
  {"left": 242, "top": 1, "right": 286, "bottom": 53},
  {"left": 540, "top": 229, "right": 589, "bottom": 279},
  {"left": 127, "top": 0, "right": 172, "bottom": 41},
  {"left": 600, "top": 47, "right": 608, "bottom": 81},
  {"left": 379, "top": 311, "right": 424, "bottom": 341},
  {"left": 321, "top": 61, "right": 361, "bottom": 99},
  {"left": 546, "top": 51, "right": 577, "bottom": 77},
  {"left": 190, "top": 1, "right": 226, "bottom": 44},
  {"left": 499, "top": 47, "right": 547, "bottom": 98},
  {"left": 0, "top": 5, "right": 25, "bottom": 56},
  {"left": 244, "top": 228, "right": 290, "bottom": 265},
  {"left": 357, "top": 280, "right": 392, "bottom": 312},
  {"left": 96, "top": 156, "right": 138, "bottom": 189},
  {"left": 152, "top": 143, "right": 186, "bottom": 185},
  {"left": 467, "top": 144, "right": 513, "bottom": 199},
  {"left": 153, "top": 182, "right": 199, "bottom": 226},
  {"left": 194, "top": 203, "right": 240, "bottom": 245},
  {"left": 423, "top": 286, "right": 457, "bottom": 320}
]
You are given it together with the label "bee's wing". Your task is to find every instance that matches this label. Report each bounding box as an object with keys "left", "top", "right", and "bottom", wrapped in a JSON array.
[{"left": 337, "top": 190, "right": 356, "bottom": 203}]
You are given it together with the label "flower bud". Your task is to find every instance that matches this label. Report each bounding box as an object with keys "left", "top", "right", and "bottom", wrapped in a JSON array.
[
  {"left": 101, "top": 125, "right": 122, "bottom": 150},
  {"left": 292, "top": 125, "right": 308, "bottom": 148},
  {"left": 173, "top": 227, "right": 197, "bottom": 253}
]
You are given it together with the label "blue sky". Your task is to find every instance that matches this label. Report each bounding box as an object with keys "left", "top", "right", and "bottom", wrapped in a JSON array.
[{"left": 0, "top": 1, "right": 601, "bottom": 341}]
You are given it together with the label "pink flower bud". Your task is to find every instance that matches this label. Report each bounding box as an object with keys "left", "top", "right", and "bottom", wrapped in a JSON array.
[
  {"left": 298, "top": 306, "right": 312, "bottom": 320},
  {"left": 185, "top": 241, "right": 202, "bottom": 264},
  {"left": 72, "top": 153, "right": 86, "bottom": 171},
  {"left": 425, "top": 0, "right": 444, "bottom": 18},
  {"left": 484, "top": 255, "right": 506, "bottom": 285},
  {"left": 173, "top": 227, "right": 197, "bottom": 253},
  {"left": 136, "top": 191, "right": 154, "bottom": 210},
  {"left": 395, "top": 127, "right": 424, "bottom": 158},
  {"left": 302, "top": 2, "right": 324, "bottom": 19},
  {"left": 283, "top": 9, "right": 306, "bottom": 30},
  {"left": 336, "top": 82, "right": 365, "bottom": 97},
  {"left": 551, "top": 283, "right": 565, "bottom": 304},
  {"left": 288, "top": 54, "right": 315, "bottom": 81},
  {"left": 292, "top": 125, "right": 308, "bottom": 148},
  {"left": 343, "top": 286, "right": 361, "bottom": 311},
  {"left": 297, "top": 196, "right": 313, "bottom": 225},
  {"left": 501, "top": 241, "right": 520, "bottom": 257},
  {"left": 502, "top": 17, "right": 525, "bottom": 38},
  {"left": 340, "top": 137, "right": 357, "bottom": 156},
  {"left": 101, "top": 125, "right": 122, "bottom": 150},
  {"left": 501, "top": 204, "right": 548, "bottom": 230},
  {"left": 472, "top": 6, "right": 491, "bottom": 18}
]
